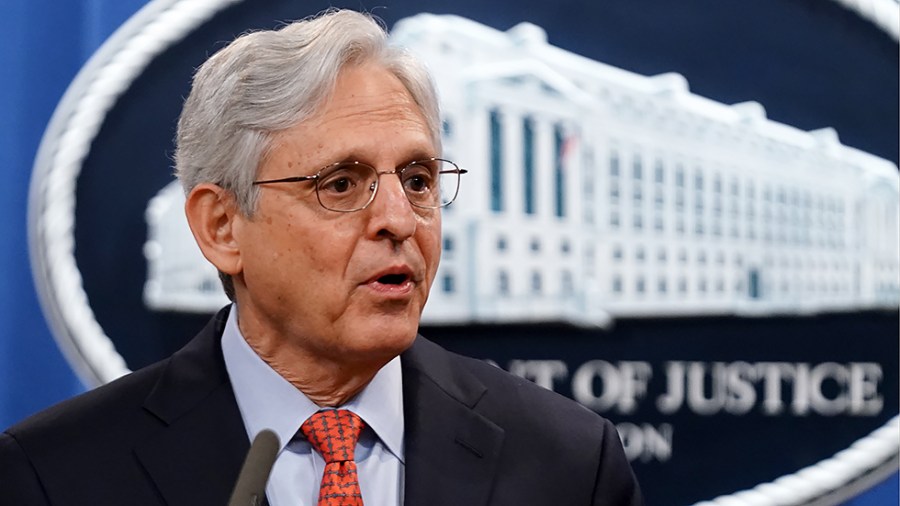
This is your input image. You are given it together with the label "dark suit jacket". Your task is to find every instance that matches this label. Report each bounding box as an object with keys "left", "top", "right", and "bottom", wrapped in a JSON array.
[{"left": 1, "top": 308, "right": 642, "bottom": 505}]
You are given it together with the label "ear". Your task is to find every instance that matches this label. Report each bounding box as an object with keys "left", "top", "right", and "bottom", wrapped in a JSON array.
[{"left": 185, "top": 183, "right": 243, "bottom": 277}]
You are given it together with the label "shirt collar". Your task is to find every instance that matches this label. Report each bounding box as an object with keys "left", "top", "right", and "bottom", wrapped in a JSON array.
[{"left": 221, "top": 305, "right": 405, "bottom": 462}]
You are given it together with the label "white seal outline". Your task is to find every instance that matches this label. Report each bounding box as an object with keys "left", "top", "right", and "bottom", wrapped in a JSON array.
[{"left": 26, "top": 0, "right": 900, "bottom": 504}]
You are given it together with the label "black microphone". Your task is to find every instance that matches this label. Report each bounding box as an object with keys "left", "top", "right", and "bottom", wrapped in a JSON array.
[{"left": 228, "top": 429, "right": 280, "bottom": 506}]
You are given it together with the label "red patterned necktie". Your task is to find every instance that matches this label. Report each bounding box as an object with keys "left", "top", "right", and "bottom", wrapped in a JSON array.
[{"left": 301, "top": 409, "right": 366, "bottom": 506}]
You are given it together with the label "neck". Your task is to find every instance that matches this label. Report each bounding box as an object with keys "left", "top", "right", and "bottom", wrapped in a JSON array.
[
  {"left": 249, "top": 339, "right": 381, "bottom": 407},
  {"left": 231, "top": 299, "right": 395, "bottom": 407},
  {"left": 237, "top": 320, "right": 387, "bottom": 407}
]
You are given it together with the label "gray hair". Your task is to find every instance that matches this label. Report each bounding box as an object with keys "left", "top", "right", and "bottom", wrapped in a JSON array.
[{"left": 174, "top": 9, "right": 441, "bottom": 300}]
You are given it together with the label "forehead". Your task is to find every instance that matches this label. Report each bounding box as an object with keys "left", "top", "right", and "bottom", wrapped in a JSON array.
[{"left": 272, "top": 64, "right": 435, "bottom": 166}]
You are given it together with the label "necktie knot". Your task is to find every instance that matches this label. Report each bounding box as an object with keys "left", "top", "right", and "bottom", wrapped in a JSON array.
[{"left": 301, "top": 409, "right": 365, "bottom": 464}]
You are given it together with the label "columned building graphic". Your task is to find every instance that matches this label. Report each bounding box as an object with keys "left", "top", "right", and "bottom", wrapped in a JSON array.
[
  {"left": 144, "top": 14, "right": 900, "bottom": 325},
  {"left": 392, "top": 14, "right": 900, "bottom": 325}
]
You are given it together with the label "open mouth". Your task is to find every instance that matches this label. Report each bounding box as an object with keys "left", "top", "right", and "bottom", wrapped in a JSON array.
[{"left": 377, "top": 273, "right": 410, "bottom": 285}]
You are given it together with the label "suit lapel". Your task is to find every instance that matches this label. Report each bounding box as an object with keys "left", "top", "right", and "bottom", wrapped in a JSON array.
[
  {"left": 134, "top": 307, "right": 250, "bottom": 505},
  {"left": 401, "top": 337, "right": 504, "bottom": 506},
  {"left": 130, "top": 316, "right": 503, "bottom": 505}
]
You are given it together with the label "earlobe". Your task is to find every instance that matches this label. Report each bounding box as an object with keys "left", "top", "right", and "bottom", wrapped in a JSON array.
[{"left": 184, "top": 183, "right": 243, "bottom": 276}]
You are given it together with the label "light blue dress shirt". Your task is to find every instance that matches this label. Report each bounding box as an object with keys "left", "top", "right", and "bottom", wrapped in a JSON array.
[{"left": 221, "top": 305, "right": 405, "bottom": 506}]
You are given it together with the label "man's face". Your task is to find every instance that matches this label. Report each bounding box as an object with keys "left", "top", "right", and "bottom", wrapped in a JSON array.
[{"left": 231, "top": 63, "right": 441, "bottom": 367}]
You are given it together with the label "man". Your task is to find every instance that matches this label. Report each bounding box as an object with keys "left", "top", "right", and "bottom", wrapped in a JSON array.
[{"left": 1, "top": 9, "right": 642, "bottom": 505}]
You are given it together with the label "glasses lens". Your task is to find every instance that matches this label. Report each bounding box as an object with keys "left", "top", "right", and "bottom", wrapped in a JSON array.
[
  {"left": 402, "top": 159, "right": 461, "bottom": 208},
  {"left": 316, "top": 163, "right": 377, "bottom": 212}
]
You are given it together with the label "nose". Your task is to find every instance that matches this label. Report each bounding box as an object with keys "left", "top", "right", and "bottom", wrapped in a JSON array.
[{"left": 365, "top": 173, "right": 417, "bottom": 242}]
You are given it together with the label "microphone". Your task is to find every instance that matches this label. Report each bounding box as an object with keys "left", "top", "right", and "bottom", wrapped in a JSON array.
[{"left": 228, "top": 429, "right": 280, "bottom": 506}]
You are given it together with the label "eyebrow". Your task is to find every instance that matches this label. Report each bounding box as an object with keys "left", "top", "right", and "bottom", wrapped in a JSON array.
[{"left": 326, "top": 151, "right": 440, "bottom": 169}]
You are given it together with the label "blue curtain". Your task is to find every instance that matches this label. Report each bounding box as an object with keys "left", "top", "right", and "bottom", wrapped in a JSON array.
[
  {"left": 0, "top": 0, "right": 148, "bottom": 428},
  {"left": 0, "top": 1, "right": 894, "bottom": 504}
]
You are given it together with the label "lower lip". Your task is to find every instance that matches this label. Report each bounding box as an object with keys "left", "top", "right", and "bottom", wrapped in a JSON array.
[{"left": 364, "top": 279, "right": 415, "bottom": 297}]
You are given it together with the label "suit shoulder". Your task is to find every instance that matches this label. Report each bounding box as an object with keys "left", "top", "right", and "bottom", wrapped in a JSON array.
[
  {"left": 409, "top": 338, "right": 641, "bottom": 503},
  {"left": 430, "top": 342, "right": 606, "bottom": 431},
  {"left": 5, "top": 358, "right": 169, "bottom": 443}
]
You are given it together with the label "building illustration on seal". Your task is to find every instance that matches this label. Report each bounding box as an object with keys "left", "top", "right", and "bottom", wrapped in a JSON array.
[{"left": 144, "top": 14, "right": 900, "bottom": 325}]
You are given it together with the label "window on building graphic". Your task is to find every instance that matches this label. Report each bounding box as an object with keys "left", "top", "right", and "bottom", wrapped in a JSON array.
[
  {"left": 654, "top": 160, "right": 664, "bottom": 184},
  {"left": 695, "top": 171, "right": 704, "bottom": 191},
  {"left": 679, "top": 249, "right": 688, "bottom": 263},
  {"left": 442, "top": 273, "right": 455, "bottom": 294},
  {"left": 658, "top": 248, "right": 667, "bottom": 262},
  {"left": 610, "top": 182, "right": 620, "bottom": 200},
  {"left": 583, "top": 155, "right": 595, "bottom": 224},
  {"left": 443, "top": 236, "right": 454, "bottom": 254},
  {"left": 678, "top": 278, "right": 688, "bottom": 293},
  {"left": 199, "top": 279, "right": 218, "bottom": 293},
  {"left": 530, "top": 238, "right": 541, "bottom": 253},
  {"left": 658, "top": 278, "right": 668, "bottom": 294},
  {"left": 675, "top": 166, "right": 685, "bottom": 187},
  {"left": 562, "top": 271, "right": 574, "bottom": 296},
  {"left": 610, "top": 211, "right": 620, "bottom": 228},
  {"left": 610, "top": 151, "right": 620, "bottom": 177},
  {"left": 698, "top": 279, "right": 707, "bottom": 293},
  {"left": 554, "top": 124, "right": 567, "bottom": 218},
  {"left": 612, "top": 276, "right": 623, "bottom": 294},
  {"left": 531, "top": 271, "right": 543, "bottom": 294},
  {"left": 634, "top": 213, "right": 643, "bottom": 230},
  {"left": 613, "top": 245, "right": 623, "bottom": 261},
  {"left": 489, "top": 109, "right": 503, "bottom": 212},
  {"left": 635, "top": 247, "right": 645, "bottom": 262},
  {"left": 442, "top": 118, "right": 453, "bottom": 138},
  {"left": 654, "top": 216, "right": 664, "bottom": 231},
  {"left": 496, "top": 235, "right": 507, "bottom": 252},
  {"left": 498, "top": 270, "right": 510, "bottom": 296},
  {"left": 523, "top": 117, "right": 536, "bottom": 215},
  {"left": 561, "top": 239, "right": 571, "bottom": 255},
  {"left": 636, "top": 277, "right": 646, "bottom": 294},
  {"left": 698, "top": 251, "right": 707, "bottom": 264},
  {"left": 633, "top": 156, "right": 643, "bottom": 181}
]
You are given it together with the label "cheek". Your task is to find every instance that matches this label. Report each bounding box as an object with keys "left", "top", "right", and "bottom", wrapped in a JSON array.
[
  {"left": 300, "top": 221, "right": 360, "bottom": 275},
  {"left": 420, "top": 218, "right": 443, "bottom": 274}
]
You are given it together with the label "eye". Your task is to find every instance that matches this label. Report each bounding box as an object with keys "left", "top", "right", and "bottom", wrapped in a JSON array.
[
  {"left": 318, "top": 164, "right": 367, "bottom": 195},
  {"left": 325, "top": 176, "right": 353, "bottom": 193},
  {"left": 402, "top": 163, "right": 436, "bottom": 194}
]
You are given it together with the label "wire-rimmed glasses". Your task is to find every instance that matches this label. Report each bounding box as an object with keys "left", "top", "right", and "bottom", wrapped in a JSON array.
[{"left": 252, "top": 158, "right": 467, "bottom": 212}]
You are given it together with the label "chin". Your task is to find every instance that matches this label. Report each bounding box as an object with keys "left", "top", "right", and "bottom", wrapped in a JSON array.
[{"left": 355, "top": 319, "right": 418, "bottom": 354}]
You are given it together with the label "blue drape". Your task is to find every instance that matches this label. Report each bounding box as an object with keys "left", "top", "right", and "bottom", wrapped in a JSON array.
[
  {"left": 0, "top": 0, "right": 148, "bottom": 428},
  {"left": 0, "top": 1, "right": 894, "bottom": 504}
]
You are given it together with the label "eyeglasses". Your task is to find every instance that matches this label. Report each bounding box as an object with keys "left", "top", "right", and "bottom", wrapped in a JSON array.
[{"left": 252, "top": 158, "right": 467, "bottom": 213}]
